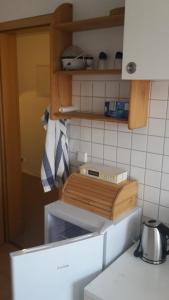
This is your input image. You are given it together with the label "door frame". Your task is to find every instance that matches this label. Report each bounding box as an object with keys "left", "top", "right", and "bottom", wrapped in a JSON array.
[
  {"left": 0, "top": 77, "right": 5, "bottom": 245},
  {"left": 0, "top": 13, "right": 52, "bottom": 243}
]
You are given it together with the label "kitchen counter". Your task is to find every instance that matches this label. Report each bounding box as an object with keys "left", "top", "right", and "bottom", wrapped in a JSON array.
[{"left": 84, "top": 244, "right": 169, "bottom": 300}]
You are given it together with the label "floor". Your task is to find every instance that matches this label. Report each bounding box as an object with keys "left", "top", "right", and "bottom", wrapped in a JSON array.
[
  {"left": 0, "top": 244, "right": 18, "bottom": 300},
  {"left": 0, "top": 173, "right": 59, "bottom": 300},
  {"left": 13, "top": 173, "right": 58, "bottom": 248}
]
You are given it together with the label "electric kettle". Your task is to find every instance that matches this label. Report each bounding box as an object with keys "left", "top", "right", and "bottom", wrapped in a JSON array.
[{"left": 134, "top": 219, "right": 169, "bottom": 264}]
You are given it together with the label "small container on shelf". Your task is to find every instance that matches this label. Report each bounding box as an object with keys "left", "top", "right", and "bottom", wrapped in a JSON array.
[
  {"left": 85, "top": 57, "right": 94, "bottom": 69},
  {"left": 105, "top": 99, "right": 128, "bottom": 119},
  {"left": 98, "top": 52, "right": 108, "bottom": 70},
  {"left": 114, "top": 51, "right": 123, "bottom": 69}
]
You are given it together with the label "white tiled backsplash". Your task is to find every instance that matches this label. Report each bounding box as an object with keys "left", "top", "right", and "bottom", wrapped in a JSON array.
[{"left": 69, "top": 77, "right": 169, "bottom": 224}]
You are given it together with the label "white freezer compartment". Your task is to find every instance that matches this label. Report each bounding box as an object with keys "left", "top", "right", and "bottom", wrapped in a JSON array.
[
  {"left": 44, "top": 200, "right": 111, "bottom": 244},
  {"left": 10, "top": 201, "right": 141, "bottom": 300},
  {"left": 45, "top": 201, "right": 141, "bottom": 268},
  {"left": 10, "top": 201, "right": 107, "bottom": 300},
  {"left": 46, "top": 214, "right": 92, "bottom": 243}
]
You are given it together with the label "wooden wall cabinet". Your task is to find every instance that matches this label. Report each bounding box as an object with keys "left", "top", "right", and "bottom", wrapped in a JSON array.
[
  {"left": 122, "top": 0, "right": 169, "bottom": 80},
  {"left": 50, "top": 3, "right": 150, "bottom": 130}
]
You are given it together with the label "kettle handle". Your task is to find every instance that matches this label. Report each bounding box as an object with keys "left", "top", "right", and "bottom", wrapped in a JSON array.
[
  {"left": 158, "top": 223, "right": 169, "bottom": 255},
  {"left": 133, "top": 239, "right": 142, "bottom": 258}
]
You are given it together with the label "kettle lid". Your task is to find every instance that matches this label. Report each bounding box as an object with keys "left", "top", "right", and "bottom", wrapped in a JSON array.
[{"left": 144, "top": 219, "right": 160, "bottom": 228}]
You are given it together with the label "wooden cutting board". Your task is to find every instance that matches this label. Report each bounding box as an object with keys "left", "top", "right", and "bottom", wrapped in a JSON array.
[{"left": 62, "top": 173, "right": 138, "bottom": 220}]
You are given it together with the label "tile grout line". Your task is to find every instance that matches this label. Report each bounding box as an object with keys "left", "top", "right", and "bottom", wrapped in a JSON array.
[
  {"left": 142, "top": 85, "right": 151, "bottom": 216},
  {"left": 158, "top": 82, "right": 169, "bottom": 220}
]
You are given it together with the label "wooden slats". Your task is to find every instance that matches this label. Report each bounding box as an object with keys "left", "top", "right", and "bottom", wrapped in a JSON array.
[
  {"left": 63, "top": 173, "right": 138, "bottom": 220},
  {"left": 64, "top": 198, "right": 111, "bottom": 219},
  {"left": 64, "top": 190, "right": 113, "bottom": 209}
]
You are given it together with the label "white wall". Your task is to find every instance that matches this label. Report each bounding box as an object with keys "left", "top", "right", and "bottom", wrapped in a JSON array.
[
  {"left": 73, "top": 0, "right": 125, "bottom": 20},
  {"left": 69, "top": 79, "right": 169, "bottom": 225},
  {"left": 0, "top": 0, "right": 71, "bottom": 21}
]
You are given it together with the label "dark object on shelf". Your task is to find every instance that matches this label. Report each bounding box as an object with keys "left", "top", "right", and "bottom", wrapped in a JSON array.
[
  {"left": 99, "top": 52, "right": 108, "bottom": 60},
  {"left": 114, "top": 51, "right": 123, "bottom": 69},
  {"left": 105, "top": 100, "right": 128, "bottom": 119},
  {"left": 115, "top": 51, "right": 123, "bottom": 59}
]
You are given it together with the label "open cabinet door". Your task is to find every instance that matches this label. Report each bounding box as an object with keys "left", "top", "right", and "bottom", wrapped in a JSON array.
[
  {"left": 10, "top": 234, "right": 104, "bottom": 300},
  {"left": 0, "top": 33, "right": 23, "bottom": 241}
]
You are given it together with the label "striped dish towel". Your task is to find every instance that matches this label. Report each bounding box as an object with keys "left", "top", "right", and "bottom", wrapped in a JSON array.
[{"left": 41, "top": 109, "right": 69, "bottom": 192}]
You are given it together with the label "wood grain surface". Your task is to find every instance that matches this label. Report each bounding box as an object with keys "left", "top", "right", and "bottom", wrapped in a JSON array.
[{"left": 63, "top": 173, "right": 138, "bottom": 220}]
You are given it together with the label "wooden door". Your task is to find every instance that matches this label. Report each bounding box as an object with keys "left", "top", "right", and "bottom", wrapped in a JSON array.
[
  {"left": 0, "top": 111, "right": 4, "bottom": 244},
  {"left": 0, "top": 33, "right": 23, "bottom": 242},
  {"left": 122, "top": 0, "right": 169, "bottom": 80},
  {"left": 0, "top": 44, "right": 5, "bottom": 245}
]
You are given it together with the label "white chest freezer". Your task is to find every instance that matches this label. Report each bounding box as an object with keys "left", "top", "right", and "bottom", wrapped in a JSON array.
[{"left": 10, "top": 201, "right": 141, "bottom": 300}]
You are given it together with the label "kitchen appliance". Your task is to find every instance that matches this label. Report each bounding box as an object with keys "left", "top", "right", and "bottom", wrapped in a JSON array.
[
  {"left": 61, "top": 55, "right": 86, "bottom": 70},
  {"left": 61, "top": 45, "right": 94, "bottom": 70},
  {"left": 80, "top": 163, "right": 127, "bottom": 184},
  {"left": 134, "top": 219, "right": 169, "bottom": 264},
  {"left": 10, "top": 201, "right": 141, "bottom": 300},
  {"left": 61, "top": 56, "right": 94, "bottom": 70}
]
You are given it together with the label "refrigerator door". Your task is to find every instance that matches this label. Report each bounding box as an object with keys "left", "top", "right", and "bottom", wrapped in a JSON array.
[{"left": 10, "top": 234, "right": 104, "bottom": 300}]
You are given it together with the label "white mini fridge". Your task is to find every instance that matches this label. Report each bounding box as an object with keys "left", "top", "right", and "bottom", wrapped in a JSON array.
[{"left": 10, "top": 201, "right": 141, "bottom": 300}]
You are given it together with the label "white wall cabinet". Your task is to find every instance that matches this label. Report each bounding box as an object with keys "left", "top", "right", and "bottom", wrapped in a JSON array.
[{"left": 122, "top": 0, "right": 169, "bottom": 80}]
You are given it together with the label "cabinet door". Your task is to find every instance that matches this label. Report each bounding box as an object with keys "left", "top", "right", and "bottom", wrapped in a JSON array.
[
  {"left": 122, "top": 0, "right": 169, "bottom": 80},
  {"left": 11, "top": 234, "right": 104, "bottom": 300}
]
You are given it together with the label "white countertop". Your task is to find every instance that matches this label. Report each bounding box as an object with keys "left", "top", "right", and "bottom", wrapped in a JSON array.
[{"left": 84, "top": 244, "right": 169, "bottom": 300}]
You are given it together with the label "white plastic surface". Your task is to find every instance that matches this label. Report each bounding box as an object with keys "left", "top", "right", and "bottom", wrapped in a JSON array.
[
  {"left": 77, "top": 151, "right": 88, "bottom": 163},
  {"left": 45, "top": 201, "right": 141, "bottom": 267},
  {"left": 85, "top": 245, "right": 169, "bottom": 300},
  {"left": 11, "top": 234, "right": 104, "bottom": 300},
  {"left": 59, "top": 106, "right": 78, "bottom": 112},
  {"left": 122, "top": 0, "right": 169, "bottom": 80},
  {"left": 10, "top": 201, "right": 141, "bottom": 300},
  {"left": 44, "top": 201, "right": 112, "bottom": 242}
]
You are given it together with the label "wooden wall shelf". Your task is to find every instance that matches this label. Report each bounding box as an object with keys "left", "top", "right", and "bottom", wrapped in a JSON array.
[
  {"left": 55, "top": 14, "right": 124, "bottom": 32},
  {"left": 55, "top": 112, "right": 128, "bottom": 124},
  {"left": 50, "top": 4, "right": 150, "bottom": 129},
  {"left": 58, "top": 69, "right": 121, "bottom": 75}
]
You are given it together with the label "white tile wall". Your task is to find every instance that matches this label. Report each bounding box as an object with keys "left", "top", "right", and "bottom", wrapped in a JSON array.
[{"left": 69, "top": 79, "right": 169, "bottom": 224}]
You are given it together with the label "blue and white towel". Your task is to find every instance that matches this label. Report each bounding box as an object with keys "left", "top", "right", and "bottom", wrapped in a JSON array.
[{"left": 41, "top": 108, "right": 69, "bottom": 192}]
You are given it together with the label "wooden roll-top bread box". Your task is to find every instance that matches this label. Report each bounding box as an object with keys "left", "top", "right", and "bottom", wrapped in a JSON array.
[{"left": 62, "top": 173, "right": 138, "bottom": 220}]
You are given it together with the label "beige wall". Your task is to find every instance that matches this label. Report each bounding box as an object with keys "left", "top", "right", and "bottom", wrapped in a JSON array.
[
  {"left": 0, "top": 0, "right": 73, "bottom": 21},
  {"left": 0, "top": 0, "right": 124, "bottom": 22},
  {"left": 17, "top": 31, "right": 50, "bottom": 177}
]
